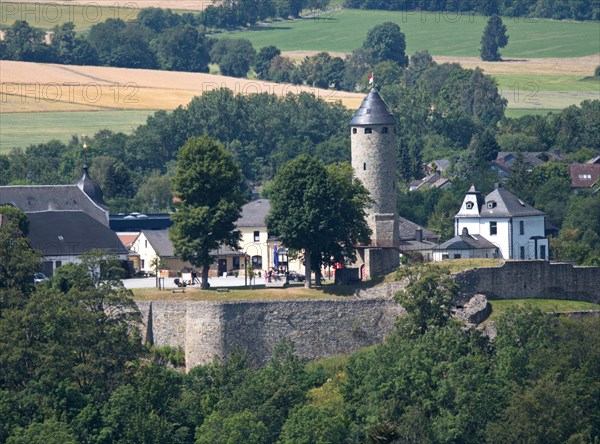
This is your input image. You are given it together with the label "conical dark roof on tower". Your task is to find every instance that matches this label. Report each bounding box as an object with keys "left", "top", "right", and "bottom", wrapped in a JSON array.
[
  {"left": 77, "top": 165, "right": 107, "bottom": 209},
  {"left": 350, "top": 88, "right": 396, "bottom": 126}
]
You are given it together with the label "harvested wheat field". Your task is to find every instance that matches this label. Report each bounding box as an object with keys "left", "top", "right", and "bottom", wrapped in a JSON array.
[
  {"left": 4, "top": 0, "right": 215, "bottom": 11},
  {"left": 432, "top": 54, "right": 600, "bottom": 77},
  {"left": 0, "top": 61, "right": 365, "bottom": 113}
]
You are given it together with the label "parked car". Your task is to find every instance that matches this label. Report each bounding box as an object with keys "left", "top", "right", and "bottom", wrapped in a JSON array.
[
  {"left": 33, "top": 272, "right": 48, "bottom": 284},
  {"left": 288, "top": 271, "right": 305, "bottom": 282}
]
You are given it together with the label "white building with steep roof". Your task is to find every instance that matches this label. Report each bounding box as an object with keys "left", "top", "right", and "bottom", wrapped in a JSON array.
[{"left": 454, "top": 184, "right": 549, "bottom": 260}]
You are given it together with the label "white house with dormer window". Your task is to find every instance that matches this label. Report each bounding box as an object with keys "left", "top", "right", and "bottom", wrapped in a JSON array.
[{"left": 454, "top": 184, "right": 549, "bottom": 260}]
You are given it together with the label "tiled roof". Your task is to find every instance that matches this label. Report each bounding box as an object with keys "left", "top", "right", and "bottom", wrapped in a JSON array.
[
  {"left": 568, "top": 163, "right": 600, "bottom": 188},
  {"left": 142, "top": 230, "right": 243, "bottom": 258},
  {"left": 0, "top": 185, "right": 108, "bottom": 226},
  {"left": 433, "top": 231, "right": 497, "bottom": 251},
  {"left": 117, "top": 233, "right": 140, "bottom": 249},
  {"left": 27, "top": 211, "right": 128, "bottom": 256},
  {"left": 236, "top": 199, "right": 271, "bottom": 228},
  {"left": 480, "top": 186, "right": 545, "bottom": 218},
  {"left": 398, "top": 216, "right": 439, "bottom": 241}
]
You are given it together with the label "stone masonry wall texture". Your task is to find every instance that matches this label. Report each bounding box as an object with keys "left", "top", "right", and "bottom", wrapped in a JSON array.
[
  {"left": 137, "top": 299, "right": 405, "bottom": 371},
  {"left": 454, "top": 261, "right": 600, "bottom": 304}
]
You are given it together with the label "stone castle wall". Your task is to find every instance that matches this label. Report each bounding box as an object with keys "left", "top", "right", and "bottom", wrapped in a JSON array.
[
  {"left": 138, "top": 262, "right": 600, "bottom": 371},
  {"left": 454, "top": 261, "right": 600, "bottom": 305},
  {"left": 137, "top": 299, "right": 405, "bottom": 371}
]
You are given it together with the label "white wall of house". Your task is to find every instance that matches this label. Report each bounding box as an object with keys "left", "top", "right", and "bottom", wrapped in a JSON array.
[
  {"left": 239, "top": 227, "right": 304, "bottom": 275},
  {"left": 456, "top": 216, "right": 547, "bottom": 260},
  {"left": 130, "top": 232, "right": 159, "bottom": 273}
]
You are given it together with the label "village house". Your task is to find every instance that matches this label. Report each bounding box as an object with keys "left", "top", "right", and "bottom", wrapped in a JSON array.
[
  {"left": 490, "top": 151, "right": 565, "bottom": 179},
  {"left": 567, "top": 163, "right": 600, "bottom": 190},
  {"left": 397, "top": 216, "right": 439, "bottom": 262},
  {"left": 0, "top": 166, "right": 128, "bottom": 276},
  {"left": 448, "top": 184, "right": 549, "bottom": 261},
  {"left": 432, "top": 227, "right": 499, "bottom": 261}
]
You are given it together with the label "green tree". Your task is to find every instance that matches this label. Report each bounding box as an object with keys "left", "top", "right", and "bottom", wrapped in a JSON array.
[
  {"left": 3, "top": 20, "right": 51, "bottom": 62},
  {"left": 169, "top": 136, "right": 246, "bottom": 289},
  {"left": 363, "top": 22, "right": 408, "bottom": 67},
  {"left": 254, "top": 45, "right": 281, "bottom": 79},
  {"left": 395, "top": 265, "right": 458, "bottom": 335},
  {"left": 480, "top": 14, "right": 509, "bottom": 61},
  {"left": 153, "top": 25, "right": 210, "bottom": 72},
  {"left": 210, "top": 39, "right": 256, "bottom": 78},
  {"left": 266, "top": 157, "right": 371, "bottom": 288},
  {"left": 0, "top": 208, "right": 40, "bottom": 312}
]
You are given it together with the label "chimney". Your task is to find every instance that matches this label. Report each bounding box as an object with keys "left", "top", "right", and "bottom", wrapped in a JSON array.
[
  {"left": 462, "top": 227, "right": 469, "bottom": 236},
  {"left": 415, "top": 229, "right": 423, "bottom": 242},
  {"left": 495, "top": 183, "right": 502, "bottom": 190}
]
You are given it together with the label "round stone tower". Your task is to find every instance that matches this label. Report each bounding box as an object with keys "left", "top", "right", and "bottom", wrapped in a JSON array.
[{"left": 350, "top": 88, "right": 400, "bottom": 276}]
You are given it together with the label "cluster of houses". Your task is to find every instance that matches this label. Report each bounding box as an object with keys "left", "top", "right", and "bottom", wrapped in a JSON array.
[
  {"left": 416, "top": 152, "right": 600, "bottom": 192},
  {"left": 1, "top": 161, "right": 567, "bottom": 281}
]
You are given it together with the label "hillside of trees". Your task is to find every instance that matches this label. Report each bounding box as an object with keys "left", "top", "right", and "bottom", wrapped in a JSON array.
[
  {"left": 344, "top": 0, "right": 600, "bottom": 21},
  {"left": 1, "top": 238, "right": 598, "bottom": 443}
]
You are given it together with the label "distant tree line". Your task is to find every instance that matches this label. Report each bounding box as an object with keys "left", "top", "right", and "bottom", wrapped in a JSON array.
[{"left": 344, "top": 0, "right": 599, "bottom": 21}]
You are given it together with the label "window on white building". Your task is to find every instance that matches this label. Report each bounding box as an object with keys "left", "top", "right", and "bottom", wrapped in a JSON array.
[
  {"left": 490, "top": 222, "right": 497, "bottom": 235},
  {"left": 252, "top": 255, "right": 262, "bottom": 269},
  {"left": 520, "top": 221, "right": 525, "bottom": 235},
  {"left": 487, "top": 201, "right": 496, "bottom": 209},
  {"left": 254, "top": 231, "right": 260, "bottom": 242},
  {"left": 520, "top": 246, "right": 525, "bottom": 260},
  {"left": 365, "top": 128, "right": 372, "bottom": 134},
  {"left": 466, "top": 202, "right": 474, "bottom": 210}
]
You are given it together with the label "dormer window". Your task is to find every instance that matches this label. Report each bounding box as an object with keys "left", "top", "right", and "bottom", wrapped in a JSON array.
[
  {"left": 466, "top": 202, "right": 474, "bottom": 210},
  {"left": 365, "top": 128, "right": 372, "bottom": 134},
  {"left": 487, "top": 201, "right": 497, "bottom": 209}
]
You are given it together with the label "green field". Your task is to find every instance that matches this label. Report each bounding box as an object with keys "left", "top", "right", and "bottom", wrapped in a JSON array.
[
  {"left": 488, "top": 299, "right": 600, "bottom": 321},
  {"left": 226, "top": 9, "right": 600, "bottom": 58},
  {"left": 496, "top": 74, "right": 600, "bottom": 110},
  {"left": 0, "top": 3, "right": 140, "bottom": 31},
  {"left": 0, "top": 110, "right": 153, "bottom": 151}
]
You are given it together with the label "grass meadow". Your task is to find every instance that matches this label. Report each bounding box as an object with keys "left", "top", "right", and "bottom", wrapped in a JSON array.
[
  {"left": 0, "top": 2, "right": 140, "bottom": 31},
  {"left": 226, "top": 9, "right": 600, "bottom": 58},
  {"left": 0, "top": 110, "right": 153, "bottom": 151}
]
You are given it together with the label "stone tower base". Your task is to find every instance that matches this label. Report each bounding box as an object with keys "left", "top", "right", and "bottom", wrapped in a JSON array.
[{"left": 358, "top": 247, "right": 400, "bottom": 279}]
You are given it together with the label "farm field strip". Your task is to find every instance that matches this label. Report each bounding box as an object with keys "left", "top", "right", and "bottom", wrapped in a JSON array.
[
  {"left": 0, "top": 61, "right": 366, "bottom": 114},
  {"left": 226, "top": 10, "right": 600, "bottom": 58},
  {"left": 0, "top": 110, "right": 154, "bottom": 151}
]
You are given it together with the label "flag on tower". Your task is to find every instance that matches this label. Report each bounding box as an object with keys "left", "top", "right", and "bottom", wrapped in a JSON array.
[{"left": 369, "top": 72, "right": 374, "bottom": 85}]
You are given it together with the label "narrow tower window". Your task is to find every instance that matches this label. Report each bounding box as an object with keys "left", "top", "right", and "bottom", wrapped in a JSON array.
[
  {"left": 352, "top": 128, "right": 357, "bottom": 134},
  {"left": 365, "top": 128, "right": 372, "bottom": 134},
  {"left": 363, "top": 163, "right": 367, "bottom": 171},
  {"left": 382, "top": 127, "right": 388, "bottom": 134}
]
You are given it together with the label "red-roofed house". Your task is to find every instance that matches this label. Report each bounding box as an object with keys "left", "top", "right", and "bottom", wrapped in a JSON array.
[{"left": 568, "top": 163, "right": 600, "bottom": 189}]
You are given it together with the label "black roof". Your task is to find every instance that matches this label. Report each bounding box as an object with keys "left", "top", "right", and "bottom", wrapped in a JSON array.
[
  {"left": 27, "top": 211, "right": 128, "bottom": 256},
  {"left": 350, "top": 88, "right": 396, "bottom": 126},
  {"left": 110, "top": 213, "right": 174, "bottom": 232},
  {"left": 76, "top": 166, "right": 107, "bottom": 209}
]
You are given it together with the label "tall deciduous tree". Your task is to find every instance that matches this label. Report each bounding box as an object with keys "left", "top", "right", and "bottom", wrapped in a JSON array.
[
  {"left": 169, "top": 136, "right": 246, "bottom": 289},
  {"left": 266, "top": 156, "right": 371, "bottom": 288},
  {"left": 363, "top": 22, "right": 408, "bottom": 67},
  {"left": 480, "top": 14, "right": 509, "bottom": 61}
]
